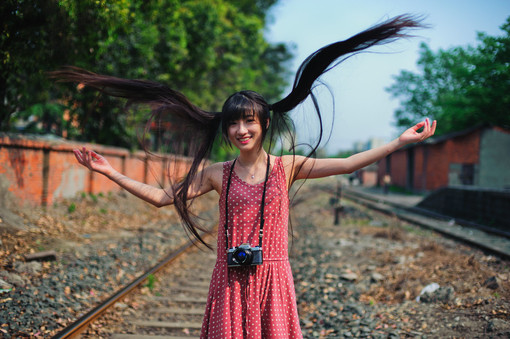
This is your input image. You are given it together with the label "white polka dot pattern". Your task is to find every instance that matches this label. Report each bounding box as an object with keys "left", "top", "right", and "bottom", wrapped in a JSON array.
[{"left": 200, "top": 157, "right": 302, "bottom": 338}]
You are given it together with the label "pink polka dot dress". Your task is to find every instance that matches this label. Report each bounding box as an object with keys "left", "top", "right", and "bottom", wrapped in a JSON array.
[{"left": 201, "top": 157, "right": 302, "bottom": 338}]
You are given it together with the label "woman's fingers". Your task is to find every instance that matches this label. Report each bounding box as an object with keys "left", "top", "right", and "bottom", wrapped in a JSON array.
[
  {"left": 74, "top": 147, "right": 96, "bottom": 169},
  {"left": 430, "top": 119, "right": 437, "bottom": 135},
  {"left": 413, "top": 120, "right": 426, "bottom": 132},
  {"left": 73, "top": 149, "right": 87, "bottom": 165},
  {"left": 83, "top": 147, "right": 91, "bottom": 163},
  {"left": 421, "top": 119, "right": 430, "bottom": 139},
  {"left": 421, "top": 119, "right": 437, "bottom": 139},
  {"left": 90, "top": 150, "right": 101, "bottom": 161},
  {"left": 73, "top": 149, "right": 81, "bottom": 161}
]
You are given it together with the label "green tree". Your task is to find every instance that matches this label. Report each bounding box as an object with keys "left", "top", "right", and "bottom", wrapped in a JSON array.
[
  {"left": 387, "top": 17, "right": 510, "bottom": 135},
  {"left": 0, "top": 0, "right": 116, "bottom": 134},
  {"left": 2, "top": 0, "right": 293, "bottom": 153}
]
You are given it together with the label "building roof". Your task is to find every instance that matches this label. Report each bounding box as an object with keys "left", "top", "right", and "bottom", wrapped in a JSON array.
[{"left": 402, "top": 124, "right": 509, "bottom": 149}]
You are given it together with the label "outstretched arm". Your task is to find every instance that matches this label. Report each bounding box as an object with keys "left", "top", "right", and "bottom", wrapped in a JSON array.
[
  {"left": 290, "top": 119, "right": 437, "bottom": 181},
  {"left": 74, "top": 147, "right": 215, "bottom": 207}
]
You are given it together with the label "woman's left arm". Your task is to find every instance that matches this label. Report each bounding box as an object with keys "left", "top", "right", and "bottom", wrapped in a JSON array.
[{"left": 292, "top": 119, "right": 437, "bottom": 180}]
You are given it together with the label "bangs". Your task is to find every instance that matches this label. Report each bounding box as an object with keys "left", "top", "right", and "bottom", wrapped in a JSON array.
[{"left": 221, "top": 96, "right": 259, "bottom": 124}]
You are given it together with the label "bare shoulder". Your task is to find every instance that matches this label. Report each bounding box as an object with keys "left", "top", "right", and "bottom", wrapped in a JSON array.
[
  {"left": 201, "top": 161, "right": 225, "bottom": 193},
  {"left": 279, "top": 155, "right": 310, "bottom": 187},
  {"left": 280, "top": 154, "right": 322, "bottom": 183},
  {"left": 280, "top": 154, "right": 313, "bottom": 170},
  {"left": 281, "top": 154, "right": 305, "bottom": 165}
]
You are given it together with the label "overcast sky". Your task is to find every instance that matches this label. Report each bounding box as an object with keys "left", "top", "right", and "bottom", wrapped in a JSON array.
[{"left": 266, "top": 0, "right": 510, "bottom": 154}]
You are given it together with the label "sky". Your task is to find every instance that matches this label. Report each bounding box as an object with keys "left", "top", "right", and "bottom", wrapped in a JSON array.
[{"left": 266, "top": 0, "right": 510, "bottom": 154}]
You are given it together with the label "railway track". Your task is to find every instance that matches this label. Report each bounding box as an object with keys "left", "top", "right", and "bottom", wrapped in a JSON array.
[
  {"left": 49, "top": 182, "right": 510, "bottom": 338},
  {"left": 340, "top": 187, "right": 510, "bottom": 260},
  {"left": 52, "top": 232, "right": 216, "bottom": 339}
]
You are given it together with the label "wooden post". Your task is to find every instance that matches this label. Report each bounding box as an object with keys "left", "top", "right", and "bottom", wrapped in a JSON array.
[{"left": 329, "top": 180, "right": 343, "bottom": 225}]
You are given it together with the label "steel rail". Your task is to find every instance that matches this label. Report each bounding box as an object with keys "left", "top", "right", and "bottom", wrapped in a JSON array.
[
  {"left": 52, "top": 229, "right": 215, "bottom": 339},
  {"left": 340, "top": 190, "right": 510, "bottom": 260},
  {"left": 342, "top": 188, "right": 510, "bottom": 239}
]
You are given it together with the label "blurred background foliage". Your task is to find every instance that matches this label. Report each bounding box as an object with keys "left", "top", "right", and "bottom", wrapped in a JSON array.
[
  {"left": 1, "top": 0, "right": 293, "bottom": 158},
  {"left": 387, "top": 16, "right": 510, "bottom": 135},
  {"left": 2, "top": 1, "right": 509, "bottom": 158}
]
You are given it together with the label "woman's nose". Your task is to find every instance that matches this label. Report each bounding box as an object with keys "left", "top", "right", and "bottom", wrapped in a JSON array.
[{"left": 237, "top": 122, "right": 248, "bottom": 134}]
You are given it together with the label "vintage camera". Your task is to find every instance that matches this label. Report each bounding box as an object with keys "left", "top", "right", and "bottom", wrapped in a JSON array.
[{"left": 227, "top": 243, "right": 263, "bottom": 267}]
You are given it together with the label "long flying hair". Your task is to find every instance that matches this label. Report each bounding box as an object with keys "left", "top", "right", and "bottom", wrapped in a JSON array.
[{"left": 50, "top": 15, "right": 424, "bottom": 247}]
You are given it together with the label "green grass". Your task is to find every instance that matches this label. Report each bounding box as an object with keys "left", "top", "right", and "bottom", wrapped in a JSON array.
[
  {"left": 89, "top": 193, "right": 98, "bottom": 203},
  {"left": 68, "top": 202, "right": 76, "bottom": 213},
  {"left": 145, "top": 274, "right": 157, "bottom": 291}
]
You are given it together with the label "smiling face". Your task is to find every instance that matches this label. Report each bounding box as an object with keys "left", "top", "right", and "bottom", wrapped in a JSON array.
[
  {"left": 227, "top": 113, "right": 264, "bottom": 151},
  {"left": 221, "top": 91, "right": 270, "bottom": 151}
]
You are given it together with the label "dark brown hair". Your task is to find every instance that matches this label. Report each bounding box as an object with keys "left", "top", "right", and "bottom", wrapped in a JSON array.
[{"left": 50, "top": 15, "right": 424, "bottom": 247}]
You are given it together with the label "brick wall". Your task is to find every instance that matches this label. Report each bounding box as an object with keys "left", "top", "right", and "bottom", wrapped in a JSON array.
[
  {"left": 382, "top": 151, "right": 407, "bottom": 188},
  {"left": 0, "top": 133, "right": 192, "bottom": 207},
  {"left": 378, "top": 128, "right": 481, "bottom": 192}
]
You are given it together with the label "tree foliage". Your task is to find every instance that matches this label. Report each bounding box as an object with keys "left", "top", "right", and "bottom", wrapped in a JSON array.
[
  {"left": 387, "top": 17, "right": 510, "bottom": 135},
  {"left": 1, "top": 0, "right": 292, "bottom": 151},
  {"left": 0, "top": 0, "right": 107, "bottom": 132}
]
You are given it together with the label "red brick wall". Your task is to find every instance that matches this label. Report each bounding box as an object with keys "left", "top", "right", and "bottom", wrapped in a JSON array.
[
  {"left": 424, "top": 131, "right": 480, "bottom": 190},
  {"left": 425, "top": 141, "right": 450, "bottom": 190},
  {"left": 0, "top": 134, "right": 192, "bottom": 207},
  {"left": 391, "top": 151, "right": 408, "bottom": 188},
  {"left": 413, "top": 145, "right": 426, "bottom": 190},
  {"left": 377, "top": 128, "right": 481, "bottom": 192},
  {"left": 1, "top": 144, "right": 46, "bottom": 205},
  {"left": 377, "top": 158, "right": 386, "bottom": 187}
]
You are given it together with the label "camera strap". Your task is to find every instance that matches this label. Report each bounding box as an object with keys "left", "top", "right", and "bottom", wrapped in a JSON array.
[{"left": 224, "top": 153, "right": 271, "bottom": 252}]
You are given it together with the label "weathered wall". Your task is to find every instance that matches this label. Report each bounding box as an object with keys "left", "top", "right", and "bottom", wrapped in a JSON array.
[
  {"left": 358, "top": 170, "right": 377, "bottom": 187},
  {"left": 378, "top": 128, "right": 482, "bottom": 192},
  {"left": 479, "top": 128, "right": 510, "bottom": 189},
  {"left": 0, "top": 134, "right": 191, "bottom": 207},
  {"left": 389, "top": 151, "right": 408, "bottom": 188}
]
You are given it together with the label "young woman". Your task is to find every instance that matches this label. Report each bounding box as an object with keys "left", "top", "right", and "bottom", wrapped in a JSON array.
[{"left": 55, "top": 15, "right": 436, "bottom": 338}]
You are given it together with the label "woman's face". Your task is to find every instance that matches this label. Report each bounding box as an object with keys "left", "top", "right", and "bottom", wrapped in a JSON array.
[{"left": 227, "top": 113, "right": 264, "bottom": 152}]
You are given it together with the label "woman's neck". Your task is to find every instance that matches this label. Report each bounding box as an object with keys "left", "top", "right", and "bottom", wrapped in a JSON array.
[{"left": 237, "top": 149, "right": 267, "bottom": 167}]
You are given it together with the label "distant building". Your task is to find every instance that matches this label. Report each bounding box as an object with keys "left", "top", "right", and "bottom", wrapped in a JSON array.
[
  {"left": 352, "top": 163, "right": 378, "bottom": 187},
  {"left": 377, "top": 125, "right": 510, "bottom": 192},
  {"left": 352, "top": 141, "right": 366, "bottom": 153},
  {"left": 352, "top": 137, "right": 386, "bottom": 153},
  {"left": 350, "top": 138, "right": 386, "bottom": 187},
  {"left": 366, "top": 137, "right": 386, "bottom": 150}
]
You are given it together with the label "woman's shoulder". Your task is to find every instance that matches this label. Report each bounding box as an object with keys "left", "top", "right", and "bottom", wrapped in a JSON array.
[
  {"left": 200, "top": 161, "right": 228, "bottom": 192},
  {"left": 280, "top": 154, "right": 308, "bottom": 167},
  {"left": 203, "top": 161, "right": 227, "bottom": 175}
]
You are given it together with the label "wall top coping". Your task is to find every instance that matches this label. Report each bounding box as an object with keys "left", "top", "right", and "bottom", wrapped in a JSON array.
[{"left": 0, "top": 133, "right": 189, "bottom": 161}]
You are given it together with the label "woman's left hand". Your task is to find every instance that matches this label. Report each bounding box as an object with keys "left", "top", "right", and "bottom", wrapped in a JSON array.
[{"left": 398, "top": 118, "right": 437, "bottom": 145}]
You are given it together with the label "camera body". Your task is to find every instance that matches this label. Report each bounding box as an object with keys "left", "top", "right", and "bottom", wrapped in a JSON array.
[{"left": 227, "top": 243, "right": 263, "bottom": 267}]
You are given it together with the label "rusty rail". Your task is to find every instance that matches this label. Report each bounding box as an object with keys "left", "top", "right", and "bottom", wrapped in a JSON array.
[{"left": 52, "top": 229, "right": 214, "bottom": 339}]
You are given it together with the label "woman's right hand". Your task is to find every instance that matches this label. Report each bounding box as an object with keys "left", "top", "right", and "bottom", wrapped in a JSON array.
[{"left": 73, "top": 147, "right": 114, "bottom": 177}]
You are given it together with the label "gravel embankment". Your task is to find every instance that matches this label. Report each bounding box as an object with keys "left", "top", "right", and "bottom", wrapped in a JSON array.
[
  {"left": 290, "top": 183, "right": 510, "bottom": 338},
  {"left": 0, "top": 191, "right": 217, "bottom": 338},
  {"left": 1, "top": 181, "right": 510, "bottom": 338}
]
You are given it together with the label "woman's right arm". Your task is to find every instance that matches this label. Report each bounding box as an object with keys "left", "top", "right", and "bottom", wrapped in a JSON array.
[{"left": 74, "top": 147, "right": 215, "bottom": 207}]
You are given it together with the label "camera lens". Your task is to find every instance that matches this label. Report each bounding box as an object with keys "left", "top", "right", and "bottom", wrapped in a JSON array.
[{"left": 233, "top": 248, "right": 252, "bottom": 265}]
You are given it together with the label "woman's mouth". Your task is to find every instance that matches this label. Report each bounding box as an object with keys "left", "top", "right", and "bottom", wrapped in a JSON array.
[{"left": 238, "top": 137, "right": 251, "bottom": 144}]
